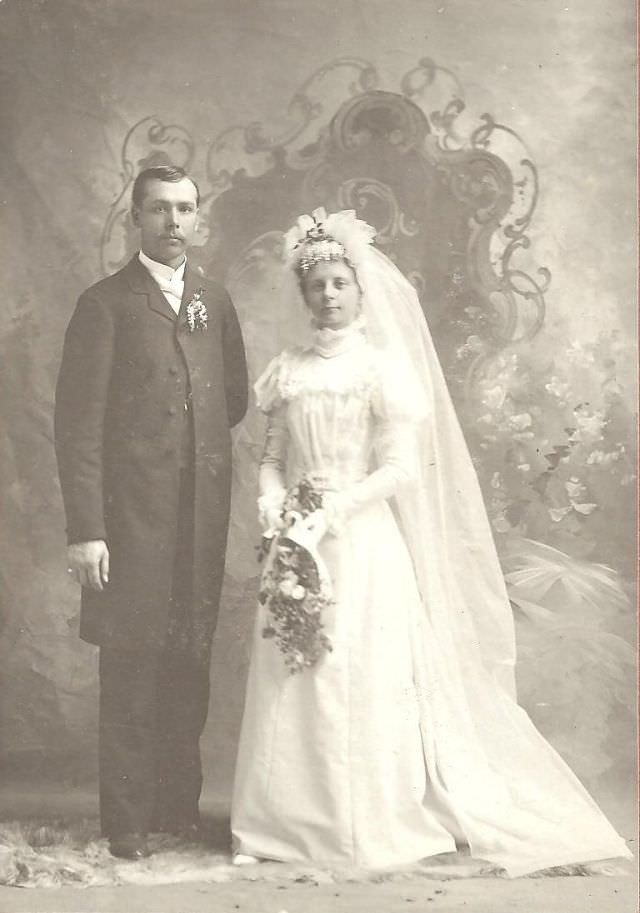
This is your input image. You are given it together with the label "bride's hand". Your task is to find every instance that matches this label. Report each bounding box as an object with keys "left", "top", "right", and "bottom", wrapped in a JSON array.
[
  {"left": 263, "top": 506, "right": 285, "bottom": 534},
  {"left": 321, "top": 491, "right": 353, "bottom": 537},
  {"left": 258, "top": 490, "right": 286, "bottom": 534}
]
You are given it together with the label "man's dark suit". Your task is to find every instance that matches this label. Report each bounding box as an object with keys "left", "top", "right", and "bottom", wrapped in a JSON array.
[{"left": 55, "top": 255, "right": 248, "bottom": 838}]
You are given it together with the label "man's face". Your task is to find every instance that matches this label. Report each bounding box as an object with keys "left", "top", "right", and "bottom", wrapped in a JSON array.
[{"left": 132, "top": 177, "right": 199, "bottom": 267}]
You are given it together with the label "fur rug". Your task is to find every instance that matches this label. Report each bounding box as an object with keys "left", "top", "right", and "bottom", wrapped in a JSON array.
[{"left": 0, "top": 819, "right": 628, "bottom": 889}]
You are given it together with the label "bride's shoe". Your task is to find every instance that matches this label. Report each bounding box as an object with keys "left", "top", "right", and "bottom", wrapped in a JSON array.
[{"left": 232, "top": 852, "right": 261, "bottom": 866}]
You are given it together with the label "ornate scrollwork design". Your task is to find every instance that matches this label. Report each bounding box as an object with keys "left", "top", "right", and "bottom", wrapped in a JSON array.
[
  {"left": 203, "top": 58, "right": 379, "bottom": 205},
  {"left": 100, "top": 117, "right": 195, "bottom": 275},
  {"left": 470, "top": 114, "right": 550, "bottom": 346},
  {"left": 438, "top": 147, "right": 513, "bottom": 223},
  {"left": 226, "top": 231, "right": 284, "bottom": 288},
  {"left": 101, "top": 58, "right": 549, "bottom": 396},
  {"left": 412, "top": 105, "right": 549, "bottom": 388},
  {"left": 401, "top": 57, "right": 465, "bottom": 149},
  {"left": 330, "top": 89, "right": 429, "bottom": 154},
  {"left": 336, "top": 179, "right": 420, "bottom": 245}
]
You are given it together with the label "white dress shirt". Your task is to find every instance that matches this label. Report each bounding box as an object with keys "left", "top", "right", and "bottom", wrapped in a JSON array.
[{"left": 138, "top": 250, "right": 186, "bottom": 315}]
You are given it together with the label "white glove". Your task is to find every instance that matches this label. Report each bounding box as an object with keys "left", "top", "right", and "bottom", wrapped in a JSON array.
[
  {"left": 321, "top": 491, "right": 354, "bottom": 537},
  {"left": 258, "top": 489, "right": 286, "bottom": 535}
]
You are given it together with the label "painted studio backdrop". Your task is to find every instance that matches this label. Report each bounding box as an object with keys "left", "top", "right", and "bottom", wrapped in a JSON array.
[{"left": 0, "top": 0, "right": 636, "bottom": 808}]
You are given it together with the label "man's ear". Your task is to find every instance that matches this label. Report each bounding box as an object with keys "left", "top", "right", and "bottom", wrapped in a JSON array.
[{"left": 131, "top": 206, "right": 140, "bottom": 227}]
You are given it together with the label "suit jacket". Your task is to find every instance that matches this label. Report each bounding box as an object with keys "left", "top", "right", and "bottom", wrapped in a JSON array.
[{"left": 55, "top": 255, "right": 248, "bottom": 651}]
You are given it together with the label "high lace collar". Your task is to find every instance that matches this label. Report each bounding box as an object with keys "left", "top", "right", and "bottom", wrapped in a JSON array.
[{"left": 311, "top": 314, "right": 367, "bottom": 358}]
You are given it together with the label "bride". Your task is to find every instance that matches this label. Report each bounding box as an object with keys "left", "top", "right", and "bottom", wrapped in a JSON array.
[{"left": 230, "top": 208, "right": 631, "bottom": 876}]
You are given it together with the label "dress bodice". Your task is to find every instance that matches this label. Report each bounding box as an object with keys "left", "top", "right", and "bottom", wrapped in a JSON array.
[
  {"left": 254, "top": 323, "right": 416, "bottom": 492},
  {"left": 286, "top": 381, "right": 373, "bottom": 488}
]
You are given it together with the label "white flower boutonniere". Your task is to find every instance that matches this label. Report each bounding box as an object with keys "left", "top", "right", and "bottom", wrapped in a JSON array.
[{"left": 186, "top": 287, "right": 208, "bottom": 332}]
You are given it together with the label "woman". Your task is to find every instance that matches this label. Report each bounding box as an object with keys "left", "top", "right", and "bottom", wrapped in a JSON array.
[{"left": 231, "top": 209, "right": 631, "bottom": 875}]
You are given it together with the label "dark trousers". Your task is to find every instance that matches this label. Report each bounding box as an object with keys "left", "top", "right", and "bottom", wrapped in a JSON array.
[{"left": 98, "top": 469, "right": 210, "bottom": 839}]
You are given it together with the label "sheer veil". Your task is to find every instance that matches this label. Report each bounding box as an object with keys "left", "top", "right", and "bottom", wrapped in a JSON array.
[
  {"left": 227, "top": 211, "right": 631, "bottom": 876},
  {"left": 358, "top": 245, "right": 518, "bottom": 697}
]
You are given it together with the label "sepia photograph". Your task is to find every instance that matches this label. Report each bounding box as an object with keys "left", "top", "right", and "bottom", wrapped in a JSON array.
[{"left": 0, "top": 1, "right": 636, "bottom": 911}]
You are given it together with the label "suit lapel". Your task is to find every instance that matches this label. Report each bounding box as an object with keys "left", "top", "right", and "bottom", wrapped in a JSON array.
[
  {"left": 123, "top": 256, "right": 178, "bottom": 324},
  {"left": 179, "top": 263, "right": 203, "bottom": 321}
]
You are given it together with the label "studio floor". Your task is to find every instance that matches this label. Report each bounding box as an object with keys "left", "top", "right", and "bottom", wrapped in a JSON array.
[
  {"left": 0, "top": 781, "right": 636, "bottom": 913},
  {"left": 0, "top": 870, "right": 636, "bottom": 913}
]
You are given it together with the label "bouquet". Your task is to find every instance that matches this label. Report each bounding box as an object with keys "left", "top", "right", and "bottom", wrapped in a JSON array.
[{"left": 257, "top": 478, "right": 334, "bottom": 674}]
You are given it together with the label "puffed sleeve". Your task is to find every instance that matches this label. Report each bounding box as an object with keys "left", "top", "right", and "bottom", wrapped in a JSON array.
[
  {"left": 254, "top": 351, "right": 294, "bottom": 529},
  {"left": 254, "top": 350, "right": 289, "bottom": 414}
]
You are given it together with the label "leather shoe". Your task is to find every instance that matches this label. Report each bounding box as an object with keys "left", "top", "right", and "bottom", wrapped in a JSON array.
[{"left": 109, "top": 833, "right": 151, "bottom": 860}]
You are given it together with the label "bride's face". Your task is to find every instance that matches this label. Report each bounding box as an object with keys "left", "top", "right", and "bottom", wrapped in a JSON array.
[{"left": 302, "top": 260, "right": 361, "bottom": 330}]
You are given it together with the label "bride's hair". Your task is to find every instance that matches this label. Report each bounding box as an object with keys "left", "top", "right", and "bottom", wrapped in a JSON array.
[
  {"left": 295, "top": 235, "right": 350, "bottom": 278},
  {"left": 283, "top": 209, "right": 374, "bottom": 304},
  {"left": 284, "top": 209, "right": 375, "bottom": 273}
]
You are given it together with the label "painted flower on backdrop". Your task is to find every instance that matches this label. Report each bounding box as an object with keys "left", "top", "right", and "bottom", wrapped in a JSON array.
[
  {"left": 482, "top": 383, "right": 507, "bottom": 410},
  {"left": 564, "top": 477, "right": 598, "bottom": 516},
  {"left": 508, "top": 413, "right": 534, "bottom": 440},
  {"left": 586, "top": 448, "right": 624, "bottom": 467},
  {"left": 565, "top": 477, "right": 586, "bottom": 500},
  {"left": 456, "top": 334, "right": 485, "bottom": 361},
  {"left": 545, "top": 375, "right": 571, "bottom": 401},
  {"left": 455, "top": 331, "right": 636, "bottom": 563},
  {"left": 570, "top": 406, "right": 607, "bottom": 443}
]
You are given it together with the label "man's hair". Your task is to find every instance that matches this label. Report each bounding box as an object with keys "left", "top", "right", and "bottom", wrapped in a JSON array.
[{"left": 131, "top": 165, "right": 200, "bottom": 209}]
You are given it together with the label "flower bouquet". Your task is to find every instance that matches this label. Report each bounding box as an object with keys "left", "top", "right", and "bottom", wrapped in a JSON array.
[{"left": 257, "top": 478, "right": 334, "bottom": 674}]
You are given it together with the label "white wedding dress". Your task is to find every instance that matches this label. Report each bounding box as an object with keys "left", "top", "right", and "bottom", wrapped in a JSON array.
[{"left": 231, "top": 321, "right": 632, "bottom": 875}]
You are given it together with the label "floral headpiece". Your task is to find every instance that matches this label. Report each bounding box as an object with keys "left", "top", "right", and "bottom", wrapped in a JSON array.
[{"left": 283, "top": 208, "right": 376, "bottom": 275}]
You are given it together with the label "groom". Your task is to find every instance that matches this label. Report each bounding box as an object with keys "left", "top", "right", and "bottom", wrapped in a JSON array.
[{"left": 55, "top": 165, "right": 248, "bottom": 859}]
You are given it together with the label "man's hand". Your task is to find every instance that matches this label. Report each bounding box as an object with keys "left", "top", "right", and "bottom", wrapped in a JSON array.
[{"left": 67, "top": 540, "right": 110, "bottom": 591}]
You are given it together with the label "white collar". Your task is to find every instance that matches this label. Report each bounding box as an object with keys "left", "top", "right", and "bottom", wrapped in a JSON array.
[
  {"left": 311, "top": 314, "right": 367, "bottom": 358},
  {"left": 138, "top": 249, "right": 186, "bottom": 283}
]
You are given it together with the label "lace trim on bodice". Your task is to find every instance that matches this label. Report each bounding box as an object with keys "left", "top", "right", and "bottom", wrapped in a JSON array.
[{"left": 254, "top": 339, "right": 382, "bottom": 413}]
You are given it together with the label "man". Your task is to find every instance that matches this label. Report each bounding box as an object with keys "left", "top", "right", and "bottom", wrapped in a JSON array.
[{"left": 55, "top": 165, "right": 248, "bottom": 859}]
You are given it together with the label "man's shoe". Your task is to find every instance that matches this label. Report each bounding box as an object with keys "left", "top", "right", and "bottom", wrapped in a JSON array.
[{"left": 109, "top": 833, "right": 151, "bottom": 860}]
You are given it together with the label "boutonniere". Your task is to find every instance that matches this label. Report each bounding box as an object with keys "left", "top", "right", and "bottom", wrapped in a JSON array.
[{"left": 185, "top": 287, "right": 208, "bottom": 332}]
